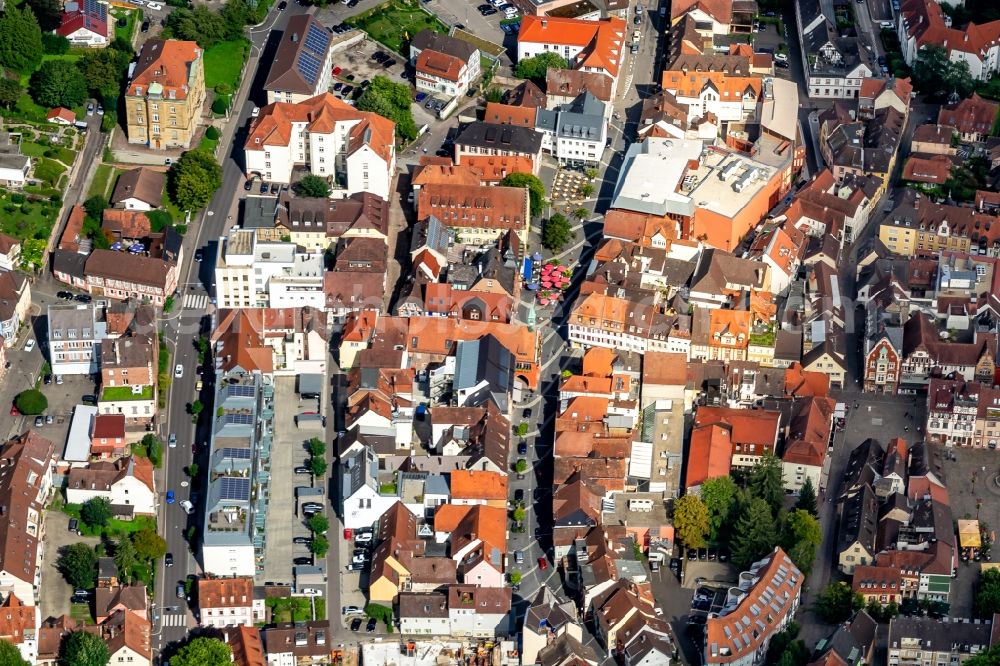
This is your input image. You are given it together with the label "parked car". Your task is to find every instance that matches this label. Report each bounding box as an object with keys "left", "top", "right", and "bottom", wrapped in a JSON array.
[
  {"left": 244, "top": 179, "right": 253, "bottom": 191},
  {"left": 350, "top": 618, "right": 364, "bottom": 631},
  {"left": 515, "top": 550, "right": 524, "bottom": 564},
  {"left": 43, "top": 374, "right": 51, "bottom": 385},
  {"left": 294, "top": 466, "right": 310, "bottom": 474},
  {"left": 293, "top": 557, "right": 313, "bottom": 565},
  {"left": 260, "top": 181, "right": 269, "bottom": 193},
  {"left": 351, "top": 554, "right": 369, "bottom": 564},
  {"left": 168, "top": 433, "right": 177, "bottom": 448},
  {"left": 71, "top": 591, "right": 90, "bottom": 604},
  {"left": 46, "top": 415, "right": 53, "bottom": 424},
  {"left": 538, "top": 557, "right": 548, "bottom": 570},
  {"left": 366, "top": 618, "right": 377, "bottom": 632},
  {"left": 301, "top": 502, "right": 324, "bottom": 514},
  {"left": 415, "top": 92, "right": 428, "bottom": 103},
  {"left": 355, "top": 532, "right": 373, "bottom": 543},
  {"left": 24, "top": 339, "right": 35, "bottom": 352},
  {"left": 341, "top": 85, "right": 354, "bottom": 96},
  {"left": 166, "top": 490, "right": 175, "bottom": 504},
  {"left": 270, "top": 183, "right": 279, "bottom": 194},
  {"left": 146, "top": 2, "right": 162, "bottom": 9},
  {"left": 179, "top": 500, "right": 194, "bottom": 514},
  {"left": 292, "top": 536, "right": 312, "bottom": 544},
  {"left": 34, "top": 416, "right": 44, "bottom": 427},
  {"left": 176, "top": 584, "right": 185, "bottom": 599},
  {"left": 141, "top": 19, "right": 150, "bottom": 31},
  {"left": 194, "top": 249, "right": 203, "bottom": 262},
  {"left": 68, "top": 518, "right": 79, "bottom": 534},
  {"left": 513, "top": 488, "right": 524, "bottom": 502},
  {"left": 56, "top": 290, "right": 73, "bottom": 299},
  {"left": 517, "top": 441, "right": 527, "bottom": 455},
  {"left": 86, "top": 102, "right": 95, "bottom": 116},
  {"left": 74, "top": 294, "right": 92, "bottom": 303},
  {"left": 165, "top": 552, "right": 174, "bottom": 567},
  {"left": 278, "top": 0, "right": 286, "bottom": 7},
  {"left": 347, "top": 562, "right": 365, "bottom": 571}
]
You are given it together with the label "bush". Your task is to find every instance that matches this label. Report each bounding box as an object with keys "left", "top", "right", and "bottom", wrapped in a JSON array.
[
  {"left": 214, "top": 83, "right": 231, "bottom": 95},
  {"left": 10, "top": 193, "right": 25, "bottom": 204},
  {"left": 41, "top": 33, "right": 70, "bottom": 55},
  {"left": 205, "top": 125, "right": 221, "bottom": 140},
  {"left": 14, "top": 389, "right": 47, "bottom": 415},
  {"left": 211, "top": 97, "right": 228, "bottom": 114}
]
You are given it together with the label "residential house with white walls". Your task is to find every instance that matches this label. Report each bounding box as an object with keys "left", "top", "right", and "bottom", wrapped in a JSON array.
[
  {"left": 410, "top": 30, "right": 481, "bottom": 98},
  {"left": 245, "top": 93, "right": 396, "bottom": 199},
  {"left": 263, "top": 14, "right": 335, "bottom": 105},
  {"left": 65, "top": 457, "right": 156, "bottom": 515},
  {"left": 340, "top": 446, "right": 399, "bottom": 529},
  {"left": 197, "top": 577, "right": 265, "bottom": 628},
  {"left": 516, "top": 16, "right": 625, "bottom": 95}
]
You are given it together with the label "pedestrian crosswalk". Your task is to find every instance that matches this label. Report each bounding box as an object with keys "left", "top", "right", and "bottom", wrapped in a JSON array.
[
  {"left": 183, "top": 292, "right": 210, "bottom": 310},
  {"left": 161, "top": 613, "right": 187, "bottom": 627}
]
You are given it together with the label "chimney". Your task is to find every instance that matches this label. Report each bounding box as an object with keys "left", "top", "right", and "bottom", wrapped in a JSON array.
[{"left": 541, "top": 19, "right": 548, "bottom": 27}]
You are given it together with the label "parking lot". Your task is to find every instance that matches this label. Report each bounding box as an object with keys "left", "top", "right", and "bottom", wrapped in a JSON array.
[
  {"left": 11, "top": 372, "right": 100, "bottom": 448},
  {"left": 259, "top": 377, "right": 326, "bottom": 586},
  {"left": 39, "top": 506, "right": 102, "bottom": 622}
]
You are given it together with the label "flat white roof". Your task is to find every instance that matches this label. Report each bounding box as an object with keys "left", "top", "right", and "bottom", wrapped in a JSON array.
[
  {"left": 64, "top": 405, "right": 98, "bottom": 462},
  {"left": 611, "top": 137, "right": 704, "bottom": 216},
  {"left": 760, "top": 77, "right": 799, "bottom": 143},
  {"left": 684, "top": 149, "right": 777, "bottom": 220}
]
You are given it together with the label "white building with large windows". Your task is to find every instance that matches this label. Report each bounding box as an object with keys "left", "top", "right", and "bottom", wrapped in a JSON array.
[
  {"left": 214, "top": 230, "right": 325, "bottom": 309},
  {"left": 244, "top": 93, "right": 396, "bottom": 199}
]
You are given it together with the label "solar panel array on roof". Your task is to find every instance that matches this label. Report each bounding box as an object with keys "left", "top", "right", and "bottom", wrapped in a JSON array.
[
  {"left": 221, "top": 447, "right": 252, "bottom": 460},
  {"left": 219, "top": 477, "right": 251, "bottom": 501},
  {"left": 304, "top": 22, "right": 330, "bottom": 54},
  {"left": 224, "top": 413, "right": 254, "bottom": 425},
  {"left": 227, "top": 384, "right": 255, "bottom": 398},
  {"left": 298, "top": 51, "right": 322, "bottom": 87}
]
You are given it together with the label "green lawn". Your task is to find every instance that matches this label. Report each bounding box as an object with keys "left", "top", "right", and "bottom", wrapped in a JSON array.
[
  {"left": 88, "top": 164, "right": 114, "bottom": 198},
  {"left": 347, "top": 0, "right": 449, "bottom": 54},
  {"left": 69, "top": 603, "right": 94, "bottom": 623},
  {"left": 198, "top": 134, "right": 218, "bottom": 156},
  {"left": 204, "top": 39, "right": 249, "bottom": 90},
  {"left": 0, "top": 193, "right": 60, "bottom": 241},
  {"left": 101, "top": 385, "right": 154, "bottom": 401},
  {"left": 60, "top": 504, "right": 157, "bottom": 538},
  {"left": 112, "top": 8, "right": 137, "bottom": 43}
]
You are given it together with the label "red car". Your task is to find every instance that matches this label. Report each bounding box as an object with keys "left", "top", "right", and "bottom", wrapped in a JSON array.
[
  {"left": 9, "top": 405, "right": 19, "bottom": 416},
  {"left": 538, "top": 557, "right": 548, "bottom": 571},
  {"left": 332, "top": 66, "right": 342, "bottom": 76}
]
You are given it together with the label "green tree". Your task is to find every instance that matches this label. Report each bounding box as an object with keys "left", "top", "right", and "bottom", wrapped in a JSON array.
[
  {"left": 579, "top": 182, "right": 594, "bottom": 197},
  {"left": 500, "top": 172, "right": 546, "bottom": 217},
  {"left": 62, "top": 631, "right": 109, "bottom": 666},
  {"left": 80, "top": 497, "right": 113, "bottom": 529},
  {"left": 795, "top": 477, "right": 818, "bottom": 516},
  {"left": 0, "top": 638, "right": 29, "bottom": 666},
  {"left": 701, "top": 476, "right": 738, "bottom": 542},
  {"left": 14, "top": 389, "right": 47, "bottom": 415},
  {"left": 749, "top": 454, "right": 785, "bottom": 516},
  {"left": 308, "top": 456, "right": 327, "bottom": 477},
  {"left": 83, "top": 194, "right": 108, "bottom": 222},
  {"left": 775, "top": 640, "right": 810, "bottom": 666},
  {"left": 306, "top": 514, "right": 329, "bottom": 535},
  {"left": 816, "top": 582, "right": 864, "bottom": 623},
  {"left": 29, "top": 59, "right": 88, "bottom": 109},
  {"left": 910, "top": 44, "right": 975, "bottom": 99},
  {"left": 673, "top": 494, "right": 710, "bottom": 549},
  {"left": 190, "top": 400, "right": 204, "bottom": 416},
  {"left": 306, "top": 437, "right": 326, "bottom": 457},
  {"left": 138, "top": 433, "right": 163, "bottom": 467},
  {"left": 171, "top": 637, "right": 233, "bottom": 666},
  {"left": 515, "top": 458, "right": 528, "bottom": 473},
  {"left": 731, "top": 498, "right": 778, "bottom": 569},
  {"left": 783, "top": 509, "right": 821, "bottom": 574},
  {"left": 0, "top": 78, "right": 22, "bottom": 109},
  {"left": 294, "top": 175, "right": 331, "bottom": 198},
  {"left": 0, "top": 6, "right": 44, "bottom": 75},
  {"left": 41, "top": 32, "right": 70, "bottom": 55},
  {"left": 28, "top": 0, "right": 64, "bottom": 32},
  {"left": 356, "top": 75, "right": 417, "bottom": 140},
  {"left": 220, "top": 0, "right": 252, "bottom": 39},
  {"left": 169, "top": 149, "right": 222, "bottom": 211},
  {"left": 131, "top": 529, "right": 167, "bottom": 561},
  {"left": 765, "top": 623, "right": 800, "bottom": 665},
  {"left": 976, "top": 568, "right": 1000, "bottom": 618},
  {"left": 515, "top": 52, "right": 568, "bottom": 81},
  {"left": 366, "top": 602, "right": 393, "bottom": 625},
  {"left": 77, "top": 49, "right": 124, "bottom": 99},
  {"left": 308, "top": 534, "right": 329, "bottom": 557},
  {"left": 509, "top": 571, "right": 522, "bottom": 585},
  {"left": 57, "top": 544, "right": 98, "bottom": 589},
  {"left": 113, "top": 536, "right": 138, "bottom": 584},
  {"left": 513, "top": 506, "right": 526, "bottom": 523},
  {"left": 542, "top": 213, "right": 573, "bottom": 252},
  {"left": 163, "top": 6, "right": 230, "bottom": 49},
  {"left": 572, "top": 207, "right": 590, "bottom": 221}
]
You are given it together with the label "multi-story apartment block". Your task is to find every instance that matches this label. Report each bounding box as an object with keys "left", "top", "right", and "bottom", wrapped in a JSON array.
[
  {"left": 898, "top": 0, "right": 1000, "bottom": 81},
  {"left": 535, "top": 92, "right": 608, "bottom": 165},
  {"left": 211, "top": 307, "right": 328, "bottom": 376},
  {"left": 214, "top": 230, "right": 325, "bottom": 309},
  {"left": 926, "top": 378, "right": 982, "bottom": 447},
  {"left": 416, "top": 183, "right": 530, "bottom": 249},
  {"left": 245, "top": 93, "right": 396, "bottom": 198},
  {"left": 878, "top": 190, "right": 999, "bottom": 257},
  {"left": 263, "top": 14, "right": 334, "bottom": 105},
  {"left": 453, "top": 122, "right": 544, "bottom": 174},
  {"left": 704, "top": 548, "right": 802, "bottom": 666},
  {"left": 47, "top": 304, "right": 108, "bottom": 375},
  {"left": 0, "top": 432, "right": 56, "bottom": 603},
  {"left": 887, "top": 616, "right": 999, "bottom": 666},
  {"left": 567, "top": 292, "right": 691, "bottom": 356},
  {"left": 0, "top": 271, "right": 30, "bottom": 349},
  {"left": 197, "top": 577, "right": 264, "bottom": 628},
  {"left": 796, "top": 0, "right": 872, "bottom": 99},
  {"left": 201, "top": 370, "right": 274, "bottom": 577},
  {"left": 125, "top": 40, "right": 206, "bottom": 149}
]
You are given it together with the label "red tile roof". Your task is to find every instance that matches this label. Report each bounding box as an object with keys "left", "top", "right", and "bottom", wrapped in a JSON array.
[
  {"left": 686, "top": 425, "right": 732, "bottom": 488},
  {"left": 127, "top": 40, "right": 201, "bottom": 100},
  {"left": 47, "top": 107, "right": 77, "bottom": 124},
  {"left": 417, "top": 183, "right": 528, "bottom": 232},
  {"left": 901, "top": 0, "right": 1000, "bottom": 66},
  {"left": 938, "top": 94, "right": 1000, "bottom": 137},
  {"left": 56, "top": 1, "right": 109, "bottom": 39},
  {"left": 449, "top": 470, "right": 507, "bottom": 501},
  {"left": 670, "top": 0, "right": 733, "bottom": 23},
  {"left": 416, "top": 49, "right": 465, "bottom": 82},
  {"left": 518, "top": 16, "right": 625, "bottom": 77},
  {"left": 903, "top": 155, "right": 953, "bottom": 185},
  {"left": 484, "top": 102, "right": 536, "bottom": 128}
]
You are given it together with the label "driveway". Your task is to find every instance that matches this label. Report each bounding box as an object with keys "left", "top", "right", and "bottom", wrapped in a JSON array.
[{"left": 39, "top": 508, "right": 101, "bottom": 620}]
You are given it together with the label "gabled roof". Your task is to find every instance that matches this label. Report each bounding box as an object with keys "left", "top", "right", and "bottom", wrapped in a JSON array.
[
  {"left": 670, "top": 0, "right": 733, "bottom": 23},
  {"left": 111, "top": 168, "right": 166, "bottom": 208},
  {"left": 264, "top": 14, "right": 332, "bottom": 95},
  {"left": 449, "top": 469, "right": 507, "bottom": 501},
  {"left": 416, "top": 48, "right": 465, "bottom": 83},
  {"left": 0, "top": 432, "right": 55, "bottom": 586},
  {"left": 938, "top": 93, "right": 1000, "bottom": 137},
  {"left": 686, "top": 424, "right": 732, "bottom": 488},
  {"left": 198, "top": 576, "right": 254, "bottom": 609},
  {"left": 517, "top": 16, "right": 625, "bottom": 77},
  {"left": 410, "top": 29, "right": 479, "bottom": 62}
]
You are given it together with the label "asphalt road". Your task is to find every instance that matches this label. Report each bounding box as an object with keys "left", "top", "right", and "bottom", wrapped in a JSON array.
[{"left": 152, "top": 1, "right": 311, "bottom": 654}]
